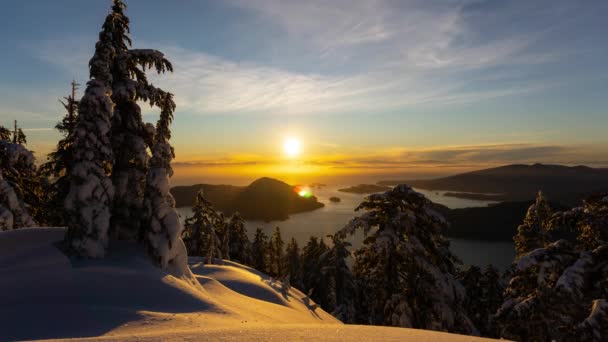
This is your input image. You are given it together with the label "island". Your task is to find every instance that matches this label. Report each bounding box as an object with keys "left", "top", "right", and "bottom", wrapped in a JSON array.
[
  {"left": 443, "top": 192, "right": 503, "bottom": 201},
  {"left": 329, "top": 196, "right": 341, "bottom": 203},
  {"left": 338, "top": 184, "right": 391, "bottom": 194},
  {"left": 171, "top": 177, "right": 324, "bottom": 221}
]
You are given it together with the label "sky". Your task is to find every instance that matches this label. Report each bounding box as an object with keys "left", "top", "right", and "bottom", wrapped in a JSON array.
[{"left": 0, "top": 0, "right": 607, "bottom": 185}]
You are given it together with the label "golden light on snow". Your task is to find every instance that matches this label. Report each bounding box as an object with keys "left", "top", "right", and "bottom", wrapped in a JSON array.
[{"left": 283, "top": 137, "right": 301, "bottom": 157}]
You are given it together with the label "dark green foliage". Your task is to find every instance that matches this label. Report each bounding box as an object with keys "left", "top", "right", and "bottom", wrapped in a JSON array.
[
  {"left": 226, "top": 212, "right": 252, "bottom": 265},
  {"left": 301, "top": 236, "right": 331, "bottom": 310},
  {"left": 283, "top": 238, "right": 302, "bottom": 289},
  {"left": 182, "top": 191, "right": 223, "bottom": 263},
  {"left": 268, "top": 227, "right": 285, "bottom": 277},
  {"left": 40, "top": 81, "right": 80, "bottom": 226},
  {"left": 321, "top": 233, "right": 356, "bottom": 323},
  {"left": 252, "top": 228, "right": 270, "bottom": 274},
  {"left": 458, "top": 265, "right": 504, "bottom": 337}
]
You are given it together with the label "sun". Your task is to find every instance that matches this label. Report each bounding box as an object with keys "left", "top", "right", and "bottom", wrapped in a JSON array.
[{"left": 283, "top": 137, "right": 301, "bottom": 157}]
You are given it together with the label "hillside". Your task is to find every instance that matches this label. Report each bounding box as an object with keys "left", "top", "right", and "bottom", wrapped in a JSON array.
[
  {"left": 380, "top": 164, "right": 608, "bottom": 205},
  {"left": 171, "top": 177, "right": 324, "bottom": 221},
  {"left": 0, "top": 228, "right": 491, "bottom": 341}
]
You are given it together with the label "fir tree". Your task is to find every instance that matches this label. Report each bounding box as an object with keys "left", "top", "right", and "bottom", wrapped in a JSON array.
[
  {"left": 226, "top": 212, "right": 251, "bottom": 265},
  {"left": 99, "top": 0, "right": 174, "bottom": 240},
  {"left": 340, "top": 185, "right": 476, "bottom": 334},
  {"left": 301, "top": 236, "right": 331, "bottom": 310},
  {"left": 12, "top": 120, "right": 26, "bottom": 145},
  {"left": 284, "top": 237, "right": 302, "bottom": 289},
  {"left": 496, "top": 193, "right": 608, "bottom": 341},
  {"left": 0, "top": 124, "right": 38, "bottom": 228},
  {"left": 514, "top": 191, "right": 552, "bottom": 257},
  {"left": 268, "top": 226, "right": 285, "bottom": 277},
  {"left": 251, "top": 228, "right": 269, "bottom": 273},
  {"left": 0, "top": 170, "right": 35, "bottom": 231},
  {"left": 458, "top": 265, "right": 504, "bottom": 337},
  {"left": 40, "top": 81, "right": 80, "bottom": 226},
  {"left": 142, "top": 93, "right": 188, "bottom": 274},
  {"left": 182, "top": 190, "right": 222, "bottom": 263},
  {"left": 321, "top": 233, "right": 356, "bottom": 323},
  {"left": 0, "top": 126, "right": 10, "bottom": 141},
  {"left": 63, "top": 0, "right": 120, "bottom": 257}
]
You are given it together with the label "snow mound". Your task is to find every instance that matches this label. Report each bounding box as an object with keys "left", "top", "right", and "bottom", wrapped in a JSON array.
[{"left": 0, "top": 228, "right": 491, "bottom": 341}]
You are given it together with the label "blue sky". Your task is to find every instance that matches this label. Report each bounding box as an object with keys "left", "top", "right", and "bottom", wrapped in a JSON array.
[{"left": 1, "top": 0, "right": 607, "bottom": 183}]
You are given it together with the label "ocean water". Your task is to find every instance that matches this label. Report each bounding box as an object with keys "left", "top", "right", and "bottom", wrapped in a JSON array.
[{"left": 176, "top": 185, "right": 515, "bottom": 270}]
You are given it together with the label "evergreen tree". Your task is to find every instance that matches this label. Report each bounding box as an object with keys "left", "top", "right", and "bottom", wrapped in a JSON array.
[
  {"left": 12, "top": 120, "right": 26, "bottom": 145},
  {"left": 0, "top": 124, "right": 38, "bottom": 229},
  {"left": 63, "top": 1, "right": 118, "bottom": 257},
  {"left": 40, "top": 81, "right": 80, "bottom": 226},
  {"left": 142, "top": 93, "right": 188, "bottom": 274},
  {"left": 0, "top": 126, "right": 10, "bottom": 141},
  {"left": 514, "top": 191, "right": 552, "bottom": 257},
  {"left": 496, "top": 193, "right": 608, "bottom": 341},
  {"left": 0, "top": 170, "right": 35, "bottom": 230},
  {"left": 340, "top": 185, "right": 476, "bottom": 334},
  {"left": 301, "top": 236, "right": 331, "bottom": 310},
  {"left": 268, "top": 226, "right": 285, "bottom": 277},
  {"left": 458, "top": 265, "right": 504, "bottom": 337},
  {"left": 98, "top": 0, "right": 174, "bottom": 240},
  {"left": 251, "top": 228, "right": 269, "bottom": 273},
  {"left": 226, "top": 212, "right": 251, "bottom": 265},
  {"left": 321, "top": 233, "right": 356, "bottom": 323},
  {"left": 284, "top": 237, "right": 302, "bottom": 289},
  {"left": 182, "top": 190, "right": 222, "bottom": 263}
]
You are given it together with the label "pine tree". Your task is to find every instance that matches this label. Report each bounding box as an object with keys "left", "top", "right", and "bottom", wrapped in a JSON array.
[
  {"left": 40, "top": 81, "right": 80, "bottom": 226},
  {"left": 0, "top": 170, "right": 35, "bottom": 231},
  {"left": 0, "top": 124, "right": 38, "bottom": 229},
  {"left": 251, "top": 228, "right": 269, "bottom": 273},
  {"left": 301, "top": 236, "right": 331, "bottom": 310},
  {"left": 11, "top": 120, "right": 26, "bottom": 145},
  {"left": 0, "top": 126, "right": 10, "bottom": 141},
  {"left": 182, "top": 190, "right": 222, "bottom": 263},
  {"left": 98, "top": 0, "right": 174, "bottom": 240},
  {"left": 142, "top": 93, "right": 188, "bottom": 275},
  {"left": 514, "top": 191, "right": 552, "bottom": 257},
  {"left": 321, "top": 233, "right": 356, "bottom": 323},
  {"left": 63, "top": 1, "right": 119, "bottom": 256},
  {"left": 458, "top": 265, "right": 504, "bottom": 337},
  {"left": 284, "top": 238, "right": 302, "bottom": 289},
  {"left": 226, "top": 212, "right": 251, "bottom": 265},
  {"left": 268, "top": 226, "right": 285, "bottom": 277},
  {"left": 496, "top": 193, "right": 608, "bottom": 341},
  {"left": 341, "top": 185, "right": 476, "bottom": 334}
]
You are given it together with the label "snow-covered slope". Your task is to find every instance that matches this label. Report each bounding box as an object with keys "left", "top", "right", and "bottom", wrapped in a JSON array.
[{"left": 0, "top": 228, "right": 492, "bottom": 341}]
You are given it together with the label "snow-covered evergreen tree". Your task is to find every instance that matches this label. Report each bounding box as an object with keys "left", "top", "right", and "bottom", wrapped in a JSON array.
[
  {"left": 514, "top": 191, "right": 552, "bottom": 257},
  {"left": 268, "top": 226, "right": 285, "bottom": 277},
  {"left": 284, "top": 237, "right": 303, "bottom": 290},
  {"left": 182, "top": 190, "right": 222, "bottom": 263},
  {"left": 96, "top": 0, "right": 174, "bottom": 240},
  {"left": 40, "top": 81, "right": 80, "bottom": 226},
  {"left": 142, "top": 93, "right": 189, "bottom": 275},
  {"left": 496, "top": 193, "right": 608, "bottom": 341},
  {"left": 0, "top": 170, "right": 35, "bottom": 231},
  {"left": 252, "top": 228, "right": 269, "bottom": 273},
  {"left": 63, "top": 5, "right": 118, "bottom": 256},
  {"left": 340, "top": 185, "right": 476, "bottom": 334},
  {"left": 226, "top": 212, "right": 251, "bottom": 265},
  {"left": 0, "top": 126, "right": 10, "bottom": 141},
  {"left": 321, "top": 233, "right": 357, "bottom": 323},
  {"left": 0, "top": 127, "right": 37, "bottom": 229}
]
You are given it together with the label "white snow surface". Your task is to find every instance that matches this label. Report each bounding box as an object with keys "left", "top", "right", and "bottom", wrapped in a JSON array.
[{"left": 0, "top": 228, "right": 492, "bottom": 341}]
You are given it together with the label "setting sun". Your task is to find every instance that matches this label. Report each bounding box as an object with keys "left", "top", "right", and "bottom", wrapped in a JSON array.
[{"left": 283, "top": 137, "right": 301, "bottom": 157}]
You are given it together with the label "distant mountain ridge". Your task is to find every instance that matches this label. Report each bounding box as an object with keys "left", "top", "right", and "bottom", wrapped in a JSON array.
[
  {"left": 171, "top": 177, "right": 324, "bottom": 221},
  {"left": 379, "top": 163, "right": 608, "bottom": 206}
]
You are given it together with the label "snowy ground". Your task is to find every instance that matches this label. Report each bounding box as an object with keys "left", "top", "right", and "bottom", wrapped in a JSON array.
[{"left": 0, "top": 228, "right": 493, "bottom": 341}]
